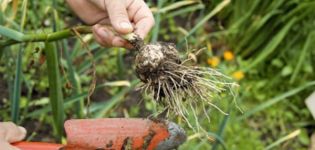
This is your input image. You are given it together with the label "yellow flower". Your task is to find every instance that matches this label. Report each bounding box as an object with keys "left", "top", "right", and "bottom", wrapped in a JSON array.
[
  {"left": 232, "top": 71, "right": 245, "bottom": 80},
  {"left": 207, "top": 57, "right": 220, "bottom": 68},
  {"left": 223, "top": 50, "right": 234, "bottom": 61}
]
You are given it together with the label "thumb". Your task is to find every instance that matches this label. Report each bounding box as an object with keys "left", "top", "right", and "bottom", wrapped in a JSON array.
[{"left": 105, "top": 1, "right": 133, "bottom": 34}]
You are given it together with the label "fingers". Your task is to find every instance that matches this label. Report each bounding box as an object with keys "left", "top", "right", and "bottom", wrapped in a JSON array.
[
  {"left": 92, "top": 24, "right": 132, "bottom": 48},
  {"left": 134, "top": 17, "right": 155, "bottom": 39},
  {"left": 92, "top": 24, "right": 115, "bottom": 47},
  {"left": 127, "top": 0, "right": 155, "bottom": 38},
  {"left": 91, "top": 0, "right": 154, "bottom": 48},
  {"left": 66, "top": 0, "right": 109, "bottom": 25},
  {"left": 0, "top": 122, "right": 25, "bottom": 150},
  {"left": 0, "top": 122, "right": 26, "bottom": 143},
  {"left": 105, "top": 0, "right": 134, "bottom": 34},
  {"left": 0, "top": 140, "right": 21, "bottom": 150}
]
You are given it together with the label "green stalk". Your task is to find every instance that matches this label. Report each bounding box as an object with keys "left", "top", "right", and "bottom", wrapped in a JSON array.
[
  {"left": 212, "top": 107, "right": 232, "bottom": 150},
  {"left": 22, "top": 27, "right": 91, "bottom": 42},
  {"left": 117, "top": 48, "right": 125, "bottom": 78},
  {"left": 238, "top": 81, "right": 315, "bottom": 120},
  {"left": 11, "top": 47, "right": 23, "bottom": 123},
  {"left": 92, "top": 80, "right": 139, "bottom": 117},
  {"left": 290, "top": 31, "right": 315, "bottom": 83},
  {"left": 45, "top": 42, "right": 64, "bottom": 140},
  {"left": 151, "top": 0, "right": 165, "bottom": 42},
  {"left": 62, "top": 40, "right": 84, "bottom": 118},
  {"left": 166, "top": 3, "right": 205, "bottom": 19},
  {"left": 26, "top": 80, "right": 137, "bottom": 118},
  {"left": 244, "top": 18, "right": 297, "bottom": 71},
  {"left": 0, "top": 25, "right": 24, "bottom": 41},
  {"left": 178, "top": 0, "right": 231, "bottom": 45},
  {"left": 0, "top": 25, "right": 92, "bottom": 48},
  {"left": 265, "top": 129, "right": 301, "bottom": 150},
  {"left": 11, "top": 0, "right": 28, "bottom": 123}
]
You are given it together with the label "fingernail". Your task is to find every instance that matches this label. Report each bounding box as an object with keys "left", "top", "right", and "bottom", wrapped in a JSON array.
[
  {"left": 18, "top": 126, "right": 26, "bottom": 134},
  {"left": 120, "top": 22, "right": 132, "bottom": 30},
  {"left": 99, "top": 29, "right": 108, "bottom": 38}
]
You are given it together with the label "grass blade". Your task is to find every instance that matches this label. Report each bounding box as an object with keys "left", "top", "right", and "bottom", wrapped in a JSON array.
[
  {"left": 117, "top": 48, "right": 126, "bottom": 78},
  {"left": 26, "top": 80, "right": 135, "bottom": 118},
  {"left": 62, "top": 40, "right": 84, "bottom": 118},
  {"left": 290, "top": 31, "right": 315, "bottom": 83},
  {"left": 151, "top": 0, "right": 165, "bottom": 42},
  {"left": 238, "top": 10, "right": 282, "bottom": 55},
  {"left": 45, "top": 42, "right": 64, "bottom": 139},
  {"left": 152, "top": 1, "right": 198, "bottom": 14},
  {"left": 238, "top": 81, "right": 315, "bottom": 120},
  {"left": 265, "top": 129, "right": 301, "bottom": 150},
  {"left": 212, "top": 108, "right": 231, "bottom": 150},
  {"left": 178, "top": 0, "right": 231, "bottom": 45},
  {"left": 188, "top": 132, "right": 227, "bottom": 150},
  {"left": 0, "top": 25, "right": 24, "bottom": 41},
  {"left": 245, "top": 17, "right": 297, "bottom": 71},
  {"left": 91, "top": 80, "right": 139, "bottom": 118},
  {"left": 11, "top": 0, "right": 28, "bottom": 123},
  {"left": 77, "top": 48, "right": 108, "bottom": 74},
  {"left": 52, "top": 0, "right": 84, "bottom": 119},
  {"left": 166, "top": 3, "right": 205, "bottom": 19},
  {"left": 11, "top": 47, "right": 23, "bottom": 123}
]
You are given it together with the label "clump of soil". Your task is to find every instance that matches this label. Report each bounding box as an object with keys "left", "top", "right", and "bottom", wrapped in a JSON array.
[{"left": 125, "top": 33, "right": 237, "bottom": 129}]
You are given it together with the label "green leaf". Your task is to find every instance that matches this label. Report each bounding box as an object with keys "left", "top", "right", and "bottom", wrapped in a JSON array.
[
  {"left": 151, "top": 0, "right": 165, "bottom": 42},
  {"left": 0, "top": 25, "right": 24, "bottom": 41},
  {"left": 281, "top": 66, "right": 293, "bottom": 77},
  {"left": 91, "top": 80, "right": 139, "bottom": 118},
  {"left": 62, "top": 40, "right": 84, "bottom": 118},
  {"left": 290, "top": 31, "right": 315, "bottom": 83},
  {"left": 44, "top": 42, "right": 64, "bottom": 139},
  {"left": 179, "top": 0, "right": 231, "bottom": 45},
  {"left": 212, "top": 108, "right": 231, "bottom": 150},
  {"left": 26, "top": 80, "right": 137, "bottom": 118},
  {"left": 245, "top": 17, "right": 297, "bottom": 71},
  {"left": 265, "top": 129, "right": 301, "bottom": 150},
  {"left": 238, "top": 81, "right": 315, "bottom": 120},
  {"left": 11, "top": 47, "right": 23, "bottom": 123}
]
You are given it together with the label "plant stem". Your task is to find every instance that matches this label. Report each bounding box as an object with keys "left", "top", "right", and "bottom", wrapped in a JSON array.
[
  {"left": 45, "top": 42, "right": 64, "bottom": 139},
  {"left": 62, "top": 40, "right": 84, "bottom": 118},
  {"left": 11, "top": 0, "right": 28, "bottom": 123},
  {"left": 0, "top": 26, "right": 140, "bottom": 48},
  {"left": 151, "top": 0, "right": 165, "bottom": 42},
  {"left": 0, "top": 26, "right": 92, "bottom": 48},
  {"left": 178, "top": 0, "right": 231, "bottom": 46},
  {"left": 11, "top": 47, "right": 23, "bottom": 123}
]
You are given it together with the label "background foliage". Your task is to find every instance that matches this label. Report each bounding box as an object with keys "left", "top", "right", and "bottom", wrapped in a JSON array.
[{"left": 0, "top": 0, "right": 315, "bottom": 149}]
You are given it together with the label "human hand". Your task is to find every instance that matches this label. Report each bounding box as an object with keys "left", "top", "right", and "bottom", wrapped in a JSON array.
[
  {"left": 66, "top": 0, "right": 155, "bottom": 48},
  {"left": 0, "top": 122, "right": 27, "bottom": 150}
]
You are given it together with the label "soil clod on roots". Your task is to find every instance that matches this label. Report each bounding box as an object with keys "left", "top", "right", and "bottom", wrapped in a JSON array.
[{"left": 125, "top": 33, "right": 238, "bottom": 130}]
